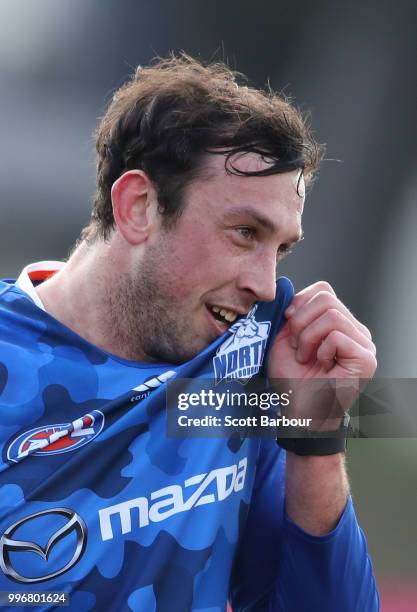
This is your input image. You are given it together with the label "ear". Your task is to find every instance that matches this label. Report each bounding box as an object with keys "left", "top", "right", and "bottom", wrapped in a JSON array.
[{"left": 111, "top": 170, "right": 156, "bottom": 244}]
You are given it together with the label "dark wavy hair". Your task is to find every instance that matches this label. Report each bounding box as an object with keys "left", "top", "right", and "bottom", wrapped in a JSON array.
[{"left": 83, "top": 53, "right": 323, "bottom": 241}]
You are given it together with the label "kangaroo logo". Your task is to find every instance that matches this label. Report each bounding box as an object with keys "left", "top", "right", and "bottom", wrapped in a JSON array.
[{"left": 213, "top": 306, "right": 271, "bottom": 383}]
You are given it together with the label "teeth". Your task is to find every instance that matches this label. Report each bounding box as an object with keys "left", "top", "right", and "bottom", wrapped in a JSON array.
[{"left": 210, "top": 305, "right": 238, "bottom": 323}]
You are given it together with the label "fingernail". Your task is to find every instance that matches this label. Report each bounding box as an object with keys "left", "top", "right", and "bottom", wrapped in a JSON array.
[
  {"left": 289, "top": 336, "right": 298, "bottom": 349},
  {"left": 285, "top": 305, "right": 295, "bottom": 316}
]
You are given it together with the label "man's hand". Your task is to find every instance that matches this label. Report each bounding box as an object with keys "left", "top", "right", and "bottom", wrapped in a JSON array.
[
  {"left": 267, "top": 281, "right": 377, "bottom": 535},
  {"left": 267, "top": 281, "right": 377, "bottom": 380}
]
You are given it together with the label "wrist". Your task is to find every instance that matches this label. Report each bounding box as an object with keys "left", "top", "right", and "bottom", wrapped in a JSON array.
[{"left": 277, "top": 413, "right": 350, "bottom": 456}]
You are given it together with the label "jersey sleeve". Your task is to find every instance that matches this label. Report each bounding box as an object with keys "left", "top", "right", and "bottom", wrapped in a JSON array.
[{"left": 229, "top": 439, "right": 380, "bottom": 611}]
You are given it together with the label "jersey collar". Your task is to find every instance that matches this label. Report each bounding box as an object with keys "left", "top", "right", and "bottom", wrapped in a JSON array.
[{"left": 15, "top": 261, "right": 64, "bottom": 311}]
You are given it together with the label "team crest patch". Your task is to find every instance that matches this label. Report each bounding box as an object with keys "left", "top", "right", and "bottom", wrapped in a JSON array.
[
  {"left": 213, "top": 306, "right": 271, "bottom": 383},
  {"left": 6, "top": 410, "right": 105, "bottom": 463}
]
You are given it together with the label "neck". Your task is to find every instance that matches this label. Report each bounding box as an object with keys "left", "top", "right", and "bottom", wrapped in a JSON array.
[{"left": 36, "top": 239, "right": 144, "bottom": 362}]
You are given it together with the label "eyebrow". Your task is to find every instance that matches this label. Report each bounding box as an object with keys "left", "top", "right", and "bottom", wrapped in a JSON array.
[{"left": 224, "top": 206, "right": 304, "bottom": 245}]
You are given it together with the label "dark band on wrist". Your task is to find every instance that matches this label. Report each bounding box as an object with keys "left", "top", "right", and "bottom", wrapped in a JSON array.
[{"left": 277, "top": 414, "right": 350, "bottom": 456}]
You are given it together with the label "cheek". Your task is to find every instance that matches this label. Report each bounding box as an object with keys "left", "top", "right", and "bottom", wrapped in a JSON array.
[
  {"left": 155, "top": 242, "right": 208, "bottom": 296},
  {"left": 156, "top": 219, "right": 246, "bottom": 297},
  {"left": 162, "top": 238, "right": 229, "bottom": 295}
]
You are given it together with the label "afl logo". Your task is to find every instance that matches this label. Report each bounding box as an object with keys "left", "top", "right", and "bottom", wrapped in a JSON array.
[{"left": 6, "top": 410, "right": 105, "bottom": 463}]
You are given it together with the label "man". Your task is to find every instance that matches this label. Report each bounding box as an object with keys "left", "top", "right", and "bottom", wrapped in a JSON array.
[{"left": 0, "top": 55, "right": 378, "bottom": 610}]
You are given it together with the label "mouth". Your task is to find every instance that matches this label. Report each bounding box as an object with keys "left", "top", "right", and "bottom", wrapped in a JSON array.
[{"left": 205, "top": 304, "right": 243, "bottom": 335}]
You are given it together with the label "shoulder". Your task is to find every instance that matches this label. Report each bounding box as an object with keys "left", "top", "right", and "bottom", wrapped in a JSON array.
[
  {"left": 0, "top": 278, "right": 43, "bottom": 324},
  {"left": 0, "top": 278, "right": 15, "bottom": 296}
]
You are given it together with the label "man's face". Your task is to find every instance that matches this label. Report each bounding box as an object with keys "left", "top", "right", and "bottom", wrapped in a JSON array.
[{"left": 125, "top": 154, "right": 304, "bottom": 364}]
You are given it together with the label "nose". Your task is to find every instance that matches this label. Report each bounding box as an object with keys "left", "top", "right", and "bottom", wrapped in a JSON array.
[{"left": 236, "top": 256, "right": 277, "bottom": 303}]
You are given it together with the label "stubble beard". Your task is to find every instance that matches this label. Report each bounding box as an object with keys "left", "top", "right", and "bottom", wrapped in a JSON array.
[{"left": 110, "top": 249, "right": 205, "bottom": 364}]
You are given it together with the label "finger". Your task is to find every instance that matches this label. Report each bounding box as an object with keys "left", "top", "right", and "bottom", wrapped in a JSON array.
[
  {"left": 296, "top": 309, "right": 376, "bottom": 364},
  {"left": 285, "top": 281, "right": 336, "bottom": 315},
  {"left": 286, "top": 290, "right": 373, "bottom": 343},
  {"left": 317, "top": 330, "right": 377, "bottom": 377}
]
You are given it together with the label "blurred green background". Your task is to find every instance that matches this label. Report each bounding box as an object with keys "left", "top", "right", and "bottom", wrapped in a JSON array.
[{"left": 349, "top": 440, "right": 417, "bottom": 579}]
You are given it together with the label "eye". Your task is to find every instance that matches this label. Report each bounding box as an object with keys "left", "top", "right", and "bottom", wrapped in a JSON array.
[{"left": 236, "top": 226, "right": 256, "bottom": 240}]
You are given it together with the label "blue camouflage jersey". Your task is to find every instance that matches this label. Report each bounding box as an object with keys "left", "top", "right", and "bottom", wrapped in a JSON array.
[{"left": 0, "top": 263, "right": 379, "bottom": 611}]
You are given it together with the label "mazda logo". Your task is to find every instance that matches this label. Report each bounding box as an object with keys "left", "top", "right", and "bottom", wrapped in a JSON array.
[{"left": 0, "top": 508, "right": 87, "bottom": 583}]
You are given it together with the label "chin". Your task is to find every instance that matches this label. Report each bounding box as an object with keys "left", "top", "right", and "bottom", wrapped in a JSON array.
[
  {"left": 163, "top": 338, "right": 213, "bottom": 364},
  {"left": 149, "top": 344, "right": 198, "bottom": 365},
  {"left": 146, "top": 327, "right": 217, "bottom": 364}
]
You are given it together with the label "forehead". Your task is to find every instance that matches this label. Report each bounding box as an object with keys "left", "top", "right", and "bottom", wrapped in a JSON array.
[{"left": 191, "top": 153, "right": 305, "bottom": 235}]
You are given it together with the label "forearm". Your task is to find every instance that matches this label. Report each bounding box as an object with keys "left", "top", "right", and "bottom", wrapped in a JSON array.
[
  {"left": 285, "top": 451, "right": 349, "bottom": 535},
  {"left": 230, "top": 442, "right": 379, "bottom": 611}
]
